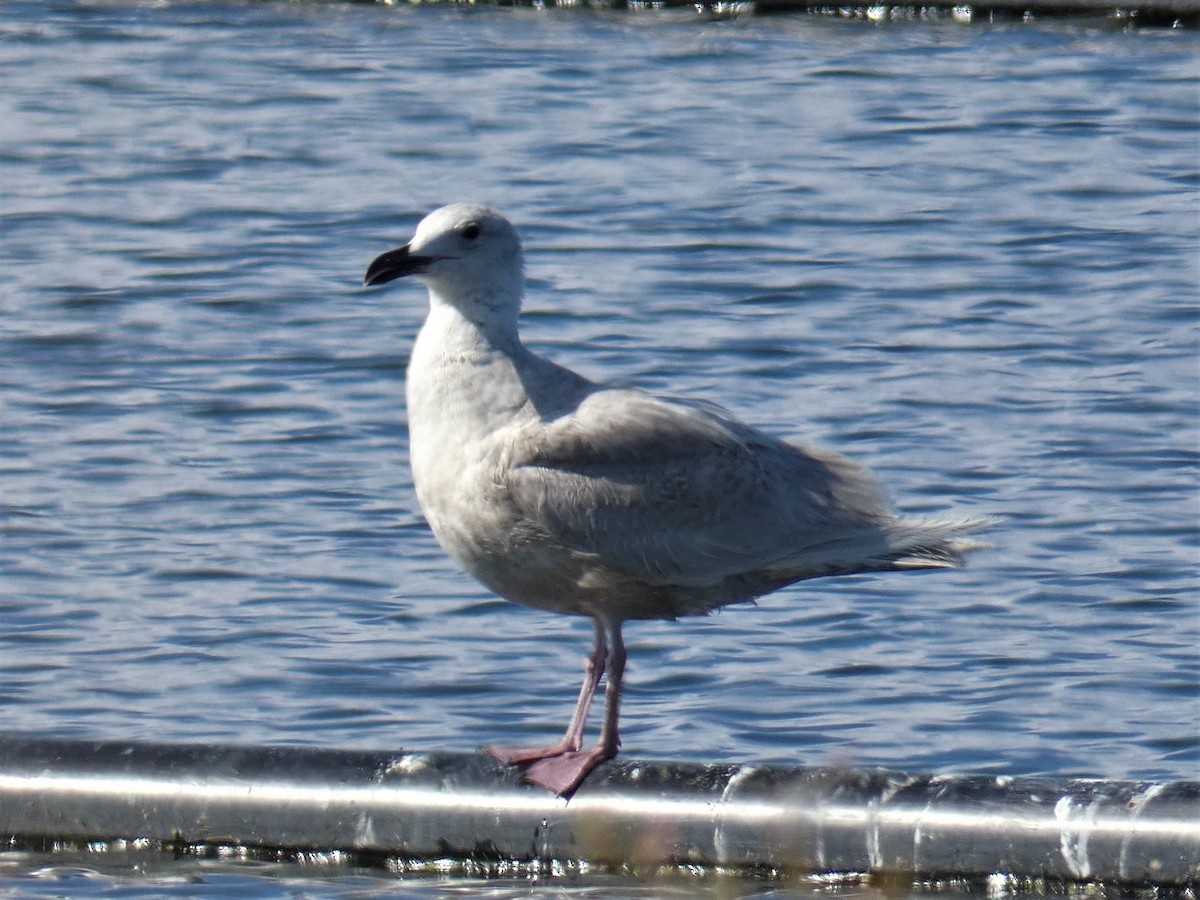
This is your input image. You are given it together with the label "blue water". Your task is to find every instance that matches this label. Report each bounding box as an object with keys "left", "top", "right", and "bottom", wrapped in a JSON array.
[{"left": 1, "top": 0, "right": 1198, "bottom": 895}]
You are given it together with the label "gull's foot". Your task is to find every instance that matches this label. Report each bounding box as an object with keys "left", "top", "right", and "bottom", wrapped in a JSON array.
[
  {"left": 486, "top": 744, "right": 573, "bottom": 766},
  {"left": 523, "top": 748, "right": 613, "bottom": 797}
]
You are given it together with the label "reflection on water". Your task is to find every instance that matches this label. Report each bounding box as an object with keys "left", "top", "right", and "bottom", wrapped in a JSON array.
[{"left": 0, "top": 846, "right": 1149, "bottom": 899}]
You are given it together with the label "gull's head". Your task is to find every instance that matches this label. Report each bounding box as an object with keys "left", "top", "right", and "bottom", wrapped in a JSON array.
[{"left": 363, "top": 204, "right": 524, "bottom": 322}]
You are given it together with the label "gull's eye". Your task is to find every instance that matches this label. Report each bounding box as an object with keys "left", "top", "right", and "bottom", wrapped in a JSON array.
[{"left": 461, "top": 222, "right": 481, "bottom": 241}]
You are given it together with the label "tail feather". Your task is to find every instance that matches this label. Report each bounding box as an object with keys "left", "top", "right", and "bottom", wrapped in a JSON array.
[
  {"left": 762, "top": 514, "right": 998, "bottom": 583},
  {"left": 698, "top": 514, "right": 997, "bottom": 614},
  {"left": 882, "top": 514, "right": 998, "bottom": 570}
]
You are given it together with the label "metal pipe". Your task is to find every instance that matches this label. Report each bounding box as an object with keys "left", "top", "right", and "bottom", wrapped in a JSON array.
[{"left": 0, "top": 735, "right": 1196, "bottom": 885}]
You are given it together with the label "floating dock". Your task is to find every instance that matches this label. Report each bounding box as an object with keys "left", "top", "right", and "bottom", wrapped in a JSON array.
[
  {"left": 386, "top": 0, "right": 1200, "bottom": 29},
  {"left": 1, "top": 736, "right": 1197, "bottom": 886},
  {"left": 755, "top": 0, "right": 1200, "bottom": 24}
]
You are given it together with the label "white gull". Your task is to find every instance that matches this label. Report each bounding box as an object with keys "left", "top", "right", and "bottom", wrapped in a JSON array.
[{"left": 363, "top": 203, "right": 990, "bottom": 797}]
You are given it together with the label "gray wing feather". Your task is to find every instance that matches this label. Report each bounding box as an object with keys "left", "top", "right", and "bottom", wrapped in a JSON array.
[{"left": 503, "top": 388, "right": 896, "bottom": 586}]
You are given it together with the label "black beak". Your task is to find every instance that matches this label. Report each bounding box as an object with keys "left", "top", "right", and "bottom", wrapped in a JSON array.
[{"left": 363, "top": 244, "right": 436, "bottom": 286}]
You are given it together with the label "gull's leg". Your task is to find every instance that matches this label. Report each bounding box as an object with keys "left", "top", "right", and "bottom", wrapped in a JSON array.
[
  {"left": 523, "top": 618, "right": 626, "bottom": 797},
  {"left": 487, "top": 618, "right": 607, "bottom": 765}
]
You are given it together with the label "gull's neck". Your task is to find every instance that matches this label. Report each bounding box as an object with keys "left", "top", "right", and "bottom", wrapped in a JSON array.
[
  {"left": 425, "top": 271, "right": 524, "bottom": 349},
  {"left": 425, "top": 298, "right": 521, "bottom": 357},
  {"left": 407, "top": 284, "right": 535, "bottom": 445}
]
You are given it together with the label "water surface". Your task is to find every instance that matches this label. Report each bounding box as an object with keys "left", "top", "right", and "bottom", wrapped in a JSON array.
[{"left": 1, "top": 1, "right": 1197, "bottom": 895}]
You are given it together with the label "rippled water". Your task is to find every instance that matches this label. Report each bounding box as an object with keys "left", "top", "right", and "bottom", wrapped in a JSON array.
[{"left": 1, "top": 0, "right": 1198, "bottom": 895}]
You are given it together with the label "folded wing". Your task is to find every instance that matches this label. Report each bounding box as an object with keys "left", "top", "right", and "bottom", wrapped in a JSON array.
[{"left": 503, "top": 388, "right": 909, "bottom": 588}]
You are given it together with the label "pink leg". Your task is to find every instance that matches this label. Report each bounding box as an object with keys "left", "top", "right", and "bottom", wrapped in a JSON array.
[
  {"left": 487, "top": 619, "right": 607, "bottom": 765},
  {"left": 523, "top": 620, "right": 626, "bottom": 797}
]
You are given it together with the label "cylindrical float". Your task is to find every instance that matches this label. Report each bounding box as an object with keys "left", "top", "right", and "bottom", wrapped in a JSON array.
[{"left": 1, "top": 736, "right": 1196, "bottom": 885}]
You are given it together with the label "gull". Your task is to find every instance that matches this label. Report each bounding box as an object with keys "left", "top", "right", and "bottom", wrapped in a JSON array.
[{"left": 363, "top": 203, "right": 989, "bottom": 797}]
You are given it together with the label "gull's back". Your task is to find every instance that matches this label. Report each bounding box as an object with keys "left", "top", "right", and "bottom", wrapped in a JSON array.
[{"left": 497, "top": 381, "right": 983, "bottom": 619}]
